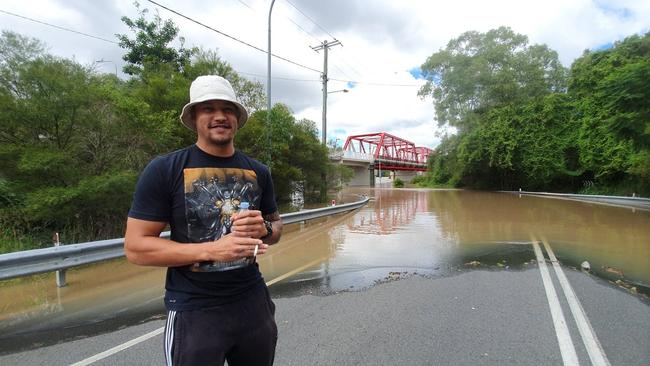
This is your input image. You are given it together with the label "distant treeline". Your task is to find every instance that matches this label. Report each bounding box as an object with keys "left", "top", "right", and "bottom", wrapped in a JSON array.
[
  {"left": 415, "top": 27, "right": 649, "bottom": 196},
  {"left": 0, "top": 5, "right": 350, "bottom": 252}
]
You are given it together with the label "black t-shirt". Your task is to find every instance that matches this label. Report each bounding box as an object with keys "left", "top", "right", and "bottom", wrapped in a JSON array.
[{"left": 128, "top": 144, "right": 278, "bottom": 311}]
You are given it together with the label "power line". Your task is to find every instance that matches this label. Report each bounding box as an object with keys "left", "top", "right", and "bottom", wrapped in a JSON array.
[
  {"left": 0, "top": 9, "right": 119, "bottom": 44},
  {"left": 234, "top": 0, "right": 254, "bottom": 11},
  {"left": 332, "top": 64, "right": 354, "bottom": 81},
  {"left": 231, "top": 0, "right": 323, "bottom": 59},
  {"left": 284, "top": 0, "right": 338, "bottom": 41},
  {"left": 280, "top": 1, "right": 365, "bottom": 80},
  {"left": 231, "top": 0, "right": 355, "bottom": 82},
  {"left": 330, "top": 77, "right": 421, "bottom": 87},
  {"left": 239, "top": 71, "right": 421, "bottom": 87},
  {"left": 237, "top": 70, "right": 319, "bottom": 82},
  {"left": 337, "top": 56, "right": 365, "bottom": 79},
  {"left": 146, "top": 0, "right": 321, "bottom": 74},
  {"left": 285, "top": 15, "right": 321, "bottom": 45},
  {"left": 232, "top": 0, "right": 319, "bottom": 43}
]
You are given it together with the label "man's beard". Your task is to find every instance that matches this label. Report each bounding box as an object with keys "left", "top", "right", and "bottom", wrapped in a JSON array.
[{"left": 210, "top": 135, "right": 233, "bottom": 146}]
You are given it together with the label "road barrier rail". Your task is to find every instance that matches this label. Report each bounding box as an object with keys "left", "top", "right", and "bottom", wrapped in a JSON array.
[
  {"left": 502, "top": 190, "right": 650, "bottom": 210},
  {"left": 0, "top": 196, "right": 369, "bottom": 283}
]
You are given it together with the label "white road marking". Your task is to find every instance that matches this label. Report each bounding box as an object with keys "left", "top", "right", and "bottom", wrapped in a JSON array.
[
  {"left": 532, "top": 241, "right": 580, "bottom": 366},
  {"left": 68, "top": 263, "right": 324, "bottom": 366},
  {"left": 69, "top": 327, "right": 164, "bottom": 366},
  {"left": 265, "top": 256, "right": 327, "bottom": 286},
  {"left": 541, "top": 238, "right": 611, "bottom": 366}
]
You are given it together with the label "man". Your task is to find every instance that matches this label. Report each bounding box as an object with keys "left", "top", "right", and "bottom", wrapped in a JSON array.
[{"left": 125, "top": 75, "right": 282, "bottom": 366}]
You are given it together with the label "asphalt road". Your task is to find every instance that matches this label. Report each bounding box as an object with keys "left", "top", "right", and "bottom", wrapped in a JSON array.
[{"left": 2, "top": 254, "right": 648, "bottom": 366}]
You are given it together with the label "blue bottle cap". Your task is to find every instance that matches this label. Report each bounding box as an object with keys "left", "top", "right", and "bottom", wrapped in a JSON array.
[{"left": 239, "top": 202, "right": 250, "bottom": 210}]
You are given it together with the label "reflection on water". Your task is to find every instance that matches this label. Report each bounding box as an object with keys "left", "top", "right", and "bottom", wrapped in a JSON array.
[
  {"left": 0, "top": 260, "right": 166, "bottom": 353},
  {"left": 1, "top": 188, "right": 649, "bottom": 353},
  {"left": 270, "top": 188, "right": 650, "bottom": 296}
]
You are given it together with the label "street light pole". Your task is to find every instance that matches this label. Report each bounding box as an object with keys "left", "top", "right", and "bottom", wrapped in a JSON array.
[
  {"left": 322, "top": 46, "right": 327, "bottom": 145},
  {"left": 267, "top": 0, "right": 275, "bottom": 114},
  {"left": 266, "top": 0, "right": 276, "bottom": 166}
]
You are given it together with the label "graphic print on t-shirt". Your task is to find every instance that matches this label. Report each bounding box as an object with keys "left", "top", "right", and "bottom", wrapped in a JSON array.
[{"left": 184, "top": 167, "right": 260, "bottom": 272}]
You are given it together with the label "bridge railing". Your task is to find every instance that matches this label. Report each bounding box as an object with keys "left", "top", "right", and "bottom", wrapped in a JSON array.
[
  {"left": 376, "top": 156, "right": 426, "bottom": 166},
  {"left": 0, "top": 196, "right": 370, "bottom": 285},
  {"left": 339, "top": 151, "right": 427, "bottom": 167},
  {"left": 342, "top": 150, "right": 374, "bottom": 161}
]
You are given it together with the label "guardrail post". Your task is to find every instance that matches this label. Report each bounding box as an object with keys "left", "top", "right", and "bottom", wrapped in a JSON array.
[
  {"left": 53, "top": 232, "right": 66, "bottom": 288},
  {"left": 56, "top": 269, "right": 66, "bottom": 288}
]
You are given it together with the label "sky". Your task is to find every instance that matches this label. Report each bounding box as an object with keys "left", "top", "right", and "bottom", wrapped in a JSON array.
[{"left": 2, "top": 0, "right": 649, "bottom": 149}]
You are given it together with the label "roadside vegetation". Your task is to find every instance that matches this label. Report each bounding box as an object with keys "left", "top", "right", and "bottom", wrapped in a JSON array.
[
  {"left": 416, "top": 27, "right": 649, "bottom": 196},
  {"left": 1, "top": 8, "right": 645, "bottom": 252},
  {"left": 0, "top": 5, "right": 349, "bottom": 253}
]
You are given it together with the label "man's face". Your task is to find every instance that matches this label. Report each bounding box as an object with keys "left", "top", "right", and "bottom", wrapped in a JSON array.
[{"left": 194, "top": 100, "right": 240, "bottom": 147}]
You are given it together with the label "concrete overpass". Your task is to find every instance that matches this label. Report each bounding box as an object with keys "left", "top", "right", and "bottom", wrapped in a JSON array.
[{"left": 330, "top": 132, "right": 434, "bottom": 186}]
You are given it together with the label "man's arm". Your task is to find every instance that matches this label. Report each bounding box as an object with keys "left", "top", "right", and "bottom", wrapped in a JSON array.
[{"left": 124, "top": 217, "right": 266, "bottom": 267}]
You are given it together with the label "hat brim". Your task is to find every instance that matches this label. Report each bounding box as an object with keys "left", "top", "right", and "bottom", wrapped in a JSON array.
[{"left": 180, "top": 94, "right": 248, "bottom": 131}]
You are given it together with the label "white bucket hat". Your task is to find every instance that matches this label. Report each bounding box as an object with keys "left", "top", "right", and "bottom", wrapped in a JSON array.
[{"left": 180, "top": 75, "right": 248, "bottom": 131}]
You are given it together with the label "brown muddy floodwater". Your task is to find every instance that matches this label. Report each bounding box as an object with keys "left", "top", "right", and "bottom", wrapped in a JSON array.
[{"left": 1, "top": 188, "right": 649, "bottom": 352}]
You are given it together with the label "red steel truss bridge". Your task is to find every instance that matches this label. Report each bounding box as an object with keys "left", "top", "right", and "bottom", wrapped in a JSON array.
[{"left": 340, "top": 132, "right": 434, "bottom": 171}]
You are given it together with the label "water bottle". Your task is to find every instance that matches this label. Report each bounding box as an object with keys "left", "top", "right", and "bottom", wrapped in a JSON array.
[
  {"left": 236, "top": 202, "right": 250, "bottom": 234},
  {"left": 238, "top": 202, "right": 258, "bottom": 259}
]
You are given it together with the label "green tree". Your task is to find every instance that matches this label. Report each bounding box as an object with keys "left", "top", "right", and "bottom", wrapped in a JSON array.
[
  {"left": 187, "top": 48, "right": 266, "bottom": 113},
  {"left": 117, "top": 6, "right": 266, "bottom": 151},
  {"left": 116, "top": 2, "right": 193, "bottom": 76},
  {"left": 419, "top": 26, "right": 567, "bottom": 132},
  {"left": 0, "top": 31, "right": 155, "bottom": 251},
  {"left": 235, "top": 104, "right": 330, "bottom": 202},
  {"left": 423, "top": 29, "right": 649, "bottom": 195},
  {"left": 418, "top": 27, "right": 604, "bottom": 191},
  {"left": 569, "top": 32, "right": 650, "bottom": 193}
]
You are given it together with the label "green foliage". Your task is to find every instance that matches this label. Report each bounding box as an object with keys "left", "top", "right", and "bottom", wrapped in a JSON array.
[
  {"left": 0, "top": 178, "right": 17, "bottom": 206},
  {"left": 328, "top": 163, "right": 354, "bottom": 191},
  {"left": 116, "top": 2, "right": 193, "bottom": 76},
  {"left": 569, "top": 32, "right": 650, "bottom": 194},
  {"left": 427, "top": 93, "right": 583, "bottom": 190},
  {"left": 0, "top": 32, "right": 149, "bottom": 250},
  {"left": 393, "top": 178, "right": 405, "bottom": 188},
  {"left": 187, "top": 48, "right": 266, "bottom": 113},
  {"left": 409, "top": 175, "right": 426, "bottom": 186},
  {"left": 236, "top": 105, "right": 330, "bottom": 203},
  {"left": 0, "top": 9, "right": 269, "bottom": 252},
  {"left": 419, "top": 26, "right": 567, "bottom": 131},
  {"left": 421, "top": 29, "right": 649, "bottom": 196}
]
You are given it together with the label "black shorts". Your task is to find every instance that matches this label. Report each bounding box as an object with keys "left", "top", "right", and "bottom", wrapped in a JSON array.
[{"left": 164, "top": 285, "right": 278, "bottom": 366}]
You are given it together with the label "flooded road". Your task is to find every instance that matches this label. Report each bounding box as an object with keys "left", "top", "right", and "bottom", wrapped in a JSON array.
[
  {"left": 271, "top": 188, "right": 649, "bottom": 296},
  {"left": 1, "top": 188, "right": 649, "bottom": 353}
]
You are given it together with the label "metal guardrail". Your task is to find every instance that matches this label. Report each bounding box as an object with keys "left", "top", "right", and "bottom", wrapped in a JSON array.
[
  {"left": 502, "top": 190, "right": 650, "bottom": 210},
  {"left": 0, "top": 196, "right": 369, "bottom": 282}
]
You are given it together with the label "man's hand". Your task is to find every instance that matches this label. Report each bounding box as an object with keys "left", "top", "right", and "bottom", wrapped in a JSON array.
[
  {"left": 209, "top": 234, "right": 267, "bottom": 261},
  {"left": 231, "top": 210, "right": 268, "bottom": 239}
]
